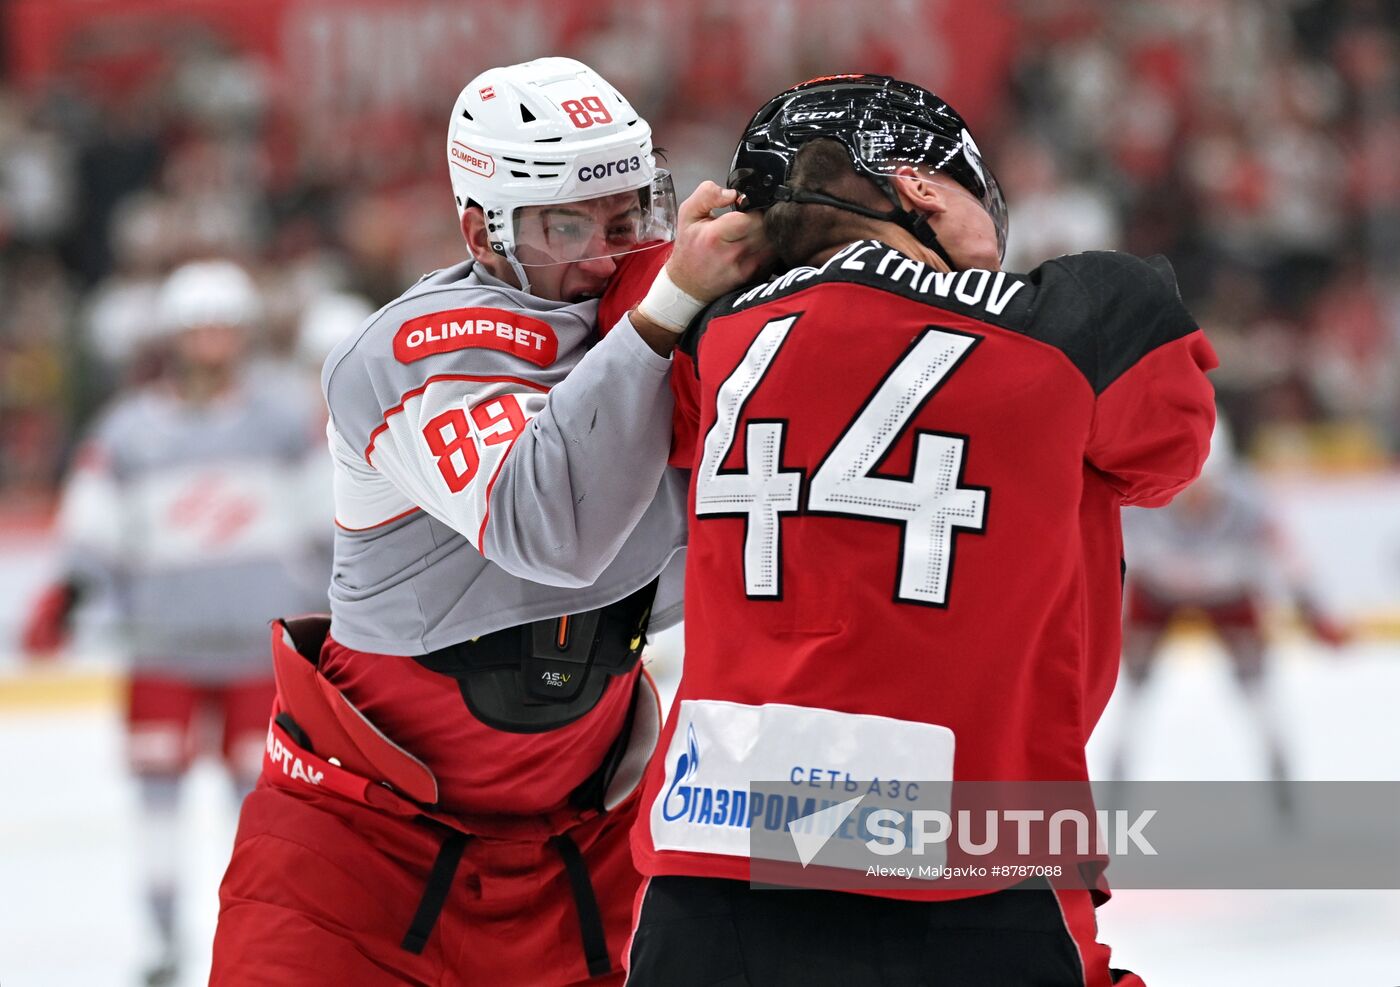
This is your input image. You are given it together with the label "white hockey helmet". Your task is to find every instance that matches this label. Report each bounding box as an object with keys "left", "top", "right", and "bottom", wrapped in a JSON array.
[
  {"left": 155, "top": 260, "right": 261, "bottom": 336},
  {"left": 447, "top": 56, "right": 676, "bottom": 291},
  {"left": 296, "top": 290, "right": 375, "bottom": 367}
]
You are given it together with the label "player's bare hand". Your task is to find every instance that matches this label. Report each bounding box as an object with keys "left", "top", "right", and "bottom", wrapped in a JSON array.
[{"left": 665, "top": 181, "right": 775, "bottom": 301}]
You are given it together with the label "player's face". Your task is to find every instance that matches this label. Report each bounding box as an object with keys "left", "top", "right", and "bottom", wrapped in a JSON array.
[
  {"left": 512, "top": 191, "right": 645, "bottom": 303},
  {"left": 931, "top": 179, "right": 1003, "bottom": 272},
  {"left": 175, "top": 323, "right": 245, "bottom": 373}
]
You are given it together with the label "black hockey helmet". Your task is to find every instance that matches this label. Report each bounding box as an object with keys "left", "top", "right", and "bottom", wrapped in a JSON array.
[{"left": 728, "top": 74, "right": 1007, "bottom": 264}]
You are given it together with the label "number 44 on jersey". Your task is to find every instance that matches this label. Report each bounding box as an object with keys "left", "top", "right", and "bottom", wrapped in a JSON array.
[{"left": 694, "top": 314, "right": 988, "bottom": 607}]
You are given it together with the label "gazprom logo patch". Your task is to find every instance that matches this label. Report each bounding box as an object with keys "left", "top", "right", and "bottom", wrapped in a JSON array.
[
  {"left": 658, "top": 724, "right": 755, "bottom": 829},
  {"left": 650, "top": 700, "right": 958, "bottom": 863},
  {"left": 661, "top": 724, "right": 701, "bottom": 822},
  {"left": 658, "top": 723, "right": 864, "bottom": 834}
]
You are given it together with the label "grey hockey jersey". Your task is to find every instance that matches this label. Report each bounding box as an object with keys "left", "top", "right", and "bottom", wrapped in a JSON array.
[
  {"left": 321, "top": 260, "right": 687, "bottom": 656},
  {"left": 1123, "top": 474, "right": 1276, "bottom": 602},
  {"left": 58, "top": 377, "right": 328, "bottom": 679}
]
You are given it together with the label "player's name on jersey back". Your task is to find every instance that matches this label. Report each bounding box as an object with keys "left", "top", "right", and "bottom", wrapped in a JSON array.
[{"left": 730, "top": 240, "right": 1025, "bottom": 319}]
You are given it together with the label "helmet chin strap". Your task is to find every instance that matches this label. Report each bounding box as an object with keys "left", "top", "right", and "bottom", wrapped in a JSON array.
[
  {"left": 484, "top": 240, "right": 534, "bottom": 294},
  {"left": 503, "top": 250, "right": 532, "bottom": 295},
  {"left": 770, "top": 184, "right": 956, "bottom": 270},
  {"left": 481, "top": 204, "right": 534, "bottom": 294}
]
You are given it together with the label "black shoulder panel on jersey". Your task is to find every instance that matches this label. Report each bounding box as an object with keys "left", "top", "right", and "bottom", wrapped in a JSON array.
[
  {"left": 677, "top": 296, "right": 734, "bottom": 377},
  {"left": 684, "top": 242, "right": 1197, "bottom": 395},
  {"left": 1039, "top": 251, "right": 1201, "bottom": 395}
]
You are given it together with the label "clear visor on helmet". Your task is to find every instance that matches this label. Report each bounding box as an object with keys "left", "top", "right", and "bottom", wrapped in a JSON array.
[
  {"left": 854, "top": 126, "right": 1009, "bottom": 261},
  {"left": 510, "top": 170, "right": 678, "bottom": 268}
]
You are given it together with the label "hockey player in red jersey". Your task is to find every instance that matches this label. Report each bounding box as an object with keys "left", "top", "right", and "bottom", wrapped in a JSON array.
[
  {"left": 209, "top": 58, "right": 768, "bottom": 986},
  {"left": 625, "top": 76, "right": 1217, "bottom": 986}
]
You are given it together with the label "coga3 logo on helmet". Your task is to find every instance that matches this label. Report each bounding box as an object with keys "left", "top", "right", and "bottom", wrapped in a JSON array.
[{"left": 577, "top": 155, "right": 643, "bottom": 182}]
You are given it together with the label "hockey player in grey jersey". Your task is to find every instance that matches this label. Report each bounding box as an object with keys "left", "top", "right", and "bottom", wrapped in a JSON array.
[
  {"left": 1113, "top": 423, "right": 1350, "bottom": 815},
  {"left": 210, "top": 57, "right": 770, "bottom": 986},
  {"left": 23, "top": 259, "right": 328, "bottom": 986}
]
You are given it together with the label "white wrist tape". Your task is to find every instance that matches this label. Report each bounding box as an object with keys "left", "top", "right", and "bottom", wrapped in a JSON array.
[{"left": 635, "top": 265, "right": 706, "bottom": 335}]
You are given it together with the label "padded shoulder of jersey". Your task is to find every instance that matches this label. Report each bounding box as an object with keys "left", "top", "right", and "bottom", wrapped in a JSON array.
[{"left": 1032, "top": 251, "right": 1200, "bottom": 394}]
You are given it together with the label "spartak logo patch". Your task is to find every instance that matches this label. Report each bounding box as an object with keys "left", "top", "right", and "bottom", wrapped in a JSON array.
[{"left": 394, "top": 307, "right": 558, "bottom": 367}]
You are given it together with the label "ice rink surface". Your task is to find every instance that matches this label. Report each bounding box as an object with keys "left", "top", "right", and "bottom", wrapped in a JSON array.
[{"left": 2, "top": 625, "right": 1398, "bottom": 986}]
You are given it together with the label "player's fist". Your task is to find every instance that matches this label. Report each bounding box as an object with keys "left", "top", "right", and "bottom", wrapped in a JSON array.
[
  {"left": 20, "top": 581, "right": 78, "bottom": 658},
  {"left": 665, "top": 181, "right": 775, "bottom": 302}
]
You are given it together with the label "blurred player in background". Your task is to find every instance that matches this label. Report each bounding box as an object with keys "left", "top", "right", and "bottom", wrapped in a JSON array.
[
  {"left": 294, "top": 290, "right": 377, "bottom": 392},
  {"left": 1113, "top": 422, "right": 1349, "bottom": 813},
  {"left": 21, "top": 259, "right": 328, "bottom": 986},
  {"left": 625, "top": 75, "right": 1216, "bottom": 986},
  {"left": 210, "top": 57, "right": 766, "bottom": 986}
]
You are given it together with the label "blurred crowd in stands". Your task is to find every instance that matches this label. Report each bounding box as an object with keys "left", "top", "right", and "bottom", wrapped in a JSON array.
[{"left": 0, "top": 0, "right": 1395, "bottom": 507}]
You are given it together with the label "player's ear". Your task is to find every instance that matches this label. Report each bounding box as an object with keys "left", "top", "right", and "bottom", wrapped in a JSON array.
[
  {"left": 891, "top": 165, "right": 949, "bottom": 219},
  {"left": 460, "top": 206, "right": 494, "bottom": 263}
]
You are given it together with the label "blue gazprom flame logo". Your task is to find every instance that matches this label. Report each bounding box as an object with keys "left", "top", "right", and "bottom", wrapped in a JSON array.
[{"left": 661, "top": 724, "right": 701, "bottom": 822}]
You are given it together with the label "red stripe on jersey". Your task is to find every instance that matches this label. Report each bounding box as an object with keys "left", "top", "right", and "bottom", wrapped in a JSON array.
[
  {"left": 333, "top": 506, "right": 422, "bottom": 532},
  {"left": 364, "top": 373, "right": 549, "bottom": 465}
]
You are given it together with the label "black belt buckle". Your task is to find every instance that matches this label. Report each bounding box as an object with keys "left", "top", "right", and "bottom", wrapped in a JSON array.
[{"left": 524, "top": 610, "right": 601, "bottom": 702}]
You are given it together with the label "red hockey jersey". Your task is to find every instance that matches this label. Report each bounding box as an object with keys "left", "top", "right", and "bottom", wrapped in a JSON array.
[{"left": 632, "top": 240, "right": 1217, "bottom": 897}]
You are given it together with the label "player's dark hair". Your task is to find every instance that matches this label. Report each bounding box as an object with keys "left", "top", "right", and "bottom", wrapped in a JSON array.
[{"left": 763, "top": 139, "right": 890, "bottom": 268}]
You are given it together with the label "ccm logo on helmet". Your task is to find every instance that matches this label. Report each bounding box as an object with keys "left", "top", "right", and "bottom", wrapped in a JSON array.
[
  {"left": 578, "top": 155, "right": 642, "bottom": 182},
  {"left": 394, "top": 308, "right": 558, "bottom": 368}
]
